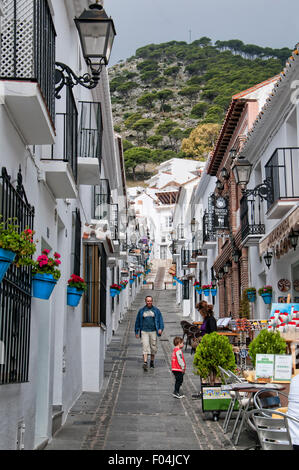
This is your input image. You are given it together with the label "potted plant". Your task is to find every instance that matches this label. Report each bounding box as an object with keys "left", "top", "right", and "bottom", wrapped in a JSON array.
[
  {"left": 31, "top": 250, "right": 61, "bottom": 300},
  {"left": 193, "top": 332, "right": 236, "bottom": 385},
  {"left": 202, "top": 284, "right": 211, "bottom": 296},
  {"left": 0, "top": 217, "right": 37, "bottom": 281},
  {"left": 258, "top": 285, "right": 273, "bottom": 304},
  {"left": 248, "top": 329, "right": 287, "bottom": 367},
  {"left": 193, "top": 332, "right": 237, "bottom": 421},
  {"left": 193, "top": 281, "right": 202, "bottom": 293},
  {"left": 67, "top": 274, "right": 87, "bottom": 307},
  {"left": 110, "top": 284, "right": 122, "bottom": 297},
  {"left": 245, "top": 287, "right": 256, "bottom": 302},
  {"left": 210, "top": 286, "right": 217, "bottom": 296}
]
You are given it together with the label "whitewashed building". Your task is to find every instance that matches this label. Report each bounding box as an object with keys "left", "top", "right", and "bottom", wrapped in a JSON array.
[
  {"left": 239, "top": 46, "right": 299, "bottom": 317},
  {"left": 0, "top": 0, "right": 140, "bottom": 450}
]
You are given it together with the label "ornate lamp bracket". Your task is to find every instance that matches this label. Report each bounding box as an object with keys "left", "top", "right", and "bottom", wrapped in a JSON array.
[
  {"left": 55, "top": 61, "right": 103, "bottom": 99},
  {"left": 242, "top": 177, "right": 273, "bottom": 202}
]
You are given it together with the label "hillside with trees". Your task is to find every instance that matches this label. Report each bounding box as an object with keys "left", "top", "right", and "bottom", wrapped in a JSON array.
[{"left": 108, "top": 38, "right": 292, "bottom": 182}]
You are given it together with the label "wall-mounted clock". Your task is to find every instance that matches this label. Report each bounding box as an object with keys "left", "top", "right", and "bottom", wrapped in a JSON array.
[{"left": 215, "top": 197, "right": 227, "bottom": 209}]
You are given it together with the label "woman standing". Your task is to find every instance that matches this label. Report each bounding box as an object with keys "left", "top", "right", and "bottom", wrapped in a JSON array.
[{"left": 196, "top": 302, "right": 217, "bottom": 336}]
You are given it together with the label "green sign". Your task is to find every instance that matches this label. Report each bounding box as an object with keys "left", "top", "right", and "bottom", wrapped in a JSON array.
[
  {"left": 256, "top": 354, "right": 274, "bottom": 379},
  {"left": 273, "top": 355, "right": 293, "bottom": 382}
]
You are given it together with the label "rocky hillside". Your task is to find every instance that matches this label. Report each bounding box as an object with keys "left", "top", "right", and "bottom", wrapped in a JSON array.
[{"left": 108, "top": 38, "right": 292, "bottom": 179}]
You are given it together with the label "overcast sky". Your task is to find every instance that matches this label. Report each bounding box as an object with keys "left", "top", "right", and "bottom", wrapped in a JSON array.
[{"left": 105, "top": 0, "right": 299, "bottom": 66}]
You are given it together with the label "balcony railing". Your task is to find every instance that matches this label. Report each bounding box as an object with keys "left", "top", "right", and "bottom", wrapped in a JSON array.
[
  {"left": 177, "top": 223, "right": 185, "bottom": 240},
  {"left": 0, "top": 167, "right": 35, "bottom": 385},
  {"left": 240, "top": 195, "right": 265, "bottom": 245},
  {"left": 78, "top": 101, "right": 103, "bottom": 162},
  {"left": 265, "top": 147, "right": 299, "bottom": 211},
  {"left": 93, "top": 179, "right": 111, "bottom": 220},
  {"left": 181, "top": 249, "right": 190, "bottom": 267},
  {"left": 42, "top": 88, "right": 78, "bottom": 182},
  {"left": 0, "top": 0, "right": 56, "bottom": 123}
]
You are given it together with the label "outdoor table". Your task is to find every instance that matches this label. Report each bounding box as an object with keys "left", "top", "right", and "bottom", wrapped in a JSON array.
[{"left": 221, "top": 382, "right": 287, "bottom": 445}]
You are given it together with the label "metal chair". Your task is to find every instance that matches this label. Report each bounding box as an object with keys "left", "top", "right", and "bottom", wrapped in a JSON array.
[
  {"left": 247, "top": 408, "right": 299, "bottom": 450},
  {"left": 180, "top": 320, "right": 192, "bottom": 346},
  {"left": 253, "top": 388, "right": 288, "bottom": 410},
  {"left": 185, "top": 325, "right": 199, "bottom": 351},
  {"left": 218, "top": 366, "right": 249, "bottom": 436},
  {"left": 233, "top": 387, "right": 290, "bottom": 446}
]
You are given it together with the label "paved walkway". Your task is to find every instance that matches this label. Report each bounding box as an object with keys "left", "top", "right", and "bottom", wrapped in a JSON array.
[{"left": 46, "top": 290, "right": 257, "bottom": 451}]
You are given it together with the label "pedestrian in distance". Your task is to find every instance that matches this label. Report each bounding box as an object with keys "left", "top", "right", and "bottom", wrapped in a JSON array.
[
  {"left": 171, "top": 336, "right": 186, "bottom": 399},
  {"left": 135, "top": 295, "right": 164, "bottom": 371}
]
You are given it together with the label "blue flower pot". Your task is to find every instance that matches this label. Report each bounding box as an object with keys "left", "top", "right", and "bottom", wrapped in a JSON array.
[
  {"left": 211, "top": 288, "right": 217, "bottom": 296},
  {"left": 143, "top": 280, "right": 147, "bottom": 285},
  {"left": 32, "top": 273, "right": 57, "bottom": 300},
  {"left": 67, "top": 287, "right": 84, "bottom": 307},
  {"left": 110, "top": 289, "right": 118, "bottom": 298},
  {"left": 0, "top": 248, "right": 16, "bottom": 282},
  {"left": 261, "top": 293, "right": 272, "bottom": 304},
  {"left": 129, "top": 280, "right": 134, "bottom": 285},
  {"left": 203, "top": 289, "right": 210, "bottom": 297},
  {"left": 173, "top": 282, "right": 176, "bottom": 286},
  {"left": 247, "top": 292, "right": 256, "bottom": 302}
]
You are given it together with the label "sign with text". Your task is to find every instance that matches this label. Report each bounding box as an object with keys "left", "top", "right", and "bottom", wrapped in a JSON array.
[
  {"left": 273, "top": 355, "right": 293, "bottom": 382},
  {"left": 256, "top": 354, "right": 275, "bottom": 379}
]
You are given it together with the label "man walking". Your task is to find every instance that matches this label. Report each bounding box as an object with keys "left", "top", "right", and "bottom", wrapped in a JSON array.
[{"left": 135, "top": 296, "right": 164, "bottom": 371}]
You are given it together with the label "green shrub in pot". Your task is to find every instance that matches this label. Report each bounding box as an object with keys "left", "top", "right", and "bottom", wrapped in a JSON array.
[
  {"left": 248, "top": 329, "right": 287, "bottom": 367},
  {"left": 193, "top": 332, "right": 236, "bottom": 385}
]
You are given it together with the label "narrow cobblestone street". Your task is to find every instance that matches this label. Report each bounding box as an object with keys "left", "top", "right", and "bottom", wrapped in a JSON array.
[{"left": 46, "top": 290, "right": 257, "bottom": 451}]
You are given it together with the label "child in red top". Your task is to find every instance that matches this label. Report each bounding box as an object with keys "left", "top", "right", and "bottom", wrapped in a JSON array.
[{"left": 171, "top": 337, "right": 186, "bottom": 399}]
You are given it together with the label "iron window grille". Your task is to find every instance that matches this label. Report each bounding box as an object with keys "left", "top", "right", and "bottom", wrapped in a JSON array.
[
  {"left": 78, "top": 101, "right": 103, "bottom": 165},
  {"left": 0, "top": 0, "right": 56, "bottom": 123},
  {"left": 110, "top": 204, "right": 119, "bottom": 241},
  {"left": 0, "top": 167, "right": 35, "bottom": 385},
  {"left": 265, "top": 147, "right": 299, "bottom": 211},
  {"left": 42, "top": 87, "right": 78, "bottom": 182},
  {"left": 93, "top": 179, "right": 111, "bottom": 220},
  {"left": 72, "top": 208, "right": 81, "bottom": 276},
  {"left": 182, "top": 280, "right": 189, "bottom": 300},
  {"left": 181, "top": 248, "right": 190, "bottom": 267}
]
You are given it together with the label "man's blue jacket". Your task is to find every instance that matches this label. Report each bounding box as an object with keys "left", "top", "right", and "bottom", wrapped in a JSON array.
[{"left": 135, "top": 305, "right": 164, "bottom": 337}]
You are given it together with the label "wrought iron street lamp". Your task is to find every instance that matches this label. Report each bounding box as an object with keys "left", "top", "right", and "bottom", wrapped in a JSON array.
[
  {"left": 229, "top": 148, "right": 237, "bottom": 162},
  {"left": 55, "top": 1, "right": 116, "bottom": 99},
  {"left": 289, "top": 229, "right": 299, "bottom": 251},
  {"left": 263, "top": 250, "right": 273, "bottom": 269},
  {"left": 216, "top": 179, "right": 224, "bottom": 191},
  {"left": 191, "top": 218, "right": 197, "bottom": 234},
  {"left": 232, "top": 248, "right": 241, "bottom": 263},
  {"left": 218, "top": 269, "right": 224, "bottom": 280},
  {"left": 220, "top": 167, "right": 229, "bottom": 180},
  {"left": 223, "top": 261, "right": 232, "bottom": 273},
  {"left": 232, "top": 156, "right": 272, "bottom": 202}
]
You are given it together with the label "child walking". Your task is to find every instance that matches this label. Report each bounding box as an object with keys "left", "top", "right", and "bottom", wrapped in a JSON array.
[{"left": 171, "top": 337, "right": 186, "bottom": 398}]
